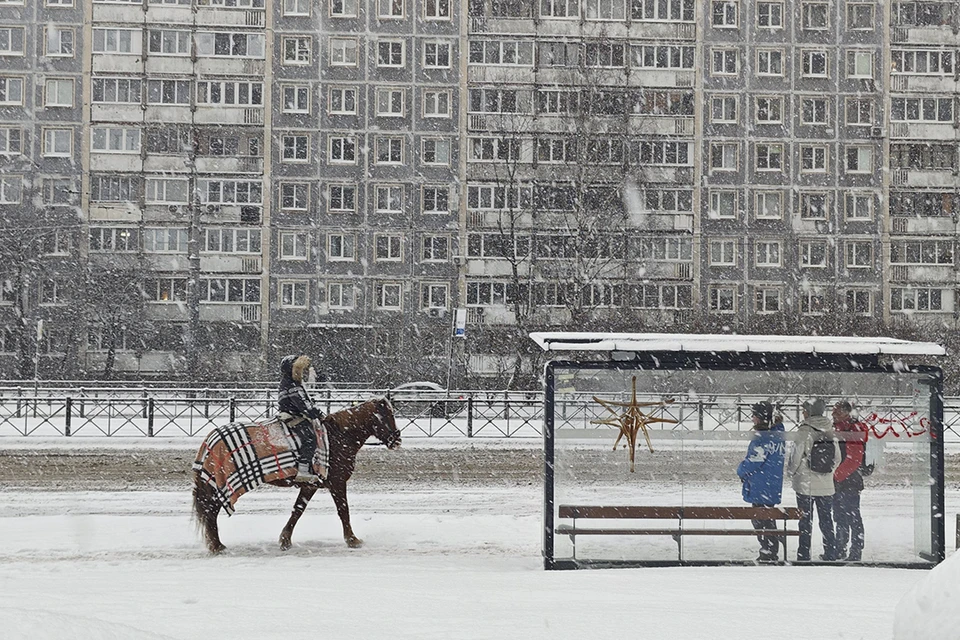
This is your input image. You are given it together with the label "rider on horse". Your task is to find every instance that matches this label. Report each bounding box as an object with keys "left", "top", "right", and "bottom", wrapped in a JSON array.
[{"left": 278, "top": 354, "right": 326, "bottom": 484}]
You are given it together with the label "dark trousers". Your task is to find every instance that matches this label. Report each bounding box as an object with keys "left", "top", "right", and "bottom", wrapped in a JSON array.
[
  {"left": 834, "top": 490, "right": 864, "bottom": 557},
  {"left": 290, "top": 420, "right": 317, "bottom": 467},
  {"left": 751, "top": 503, "right": 778, "bottom": 558},
  {"left": 796, "top": 494, "right": 836, "bottom": 560}
]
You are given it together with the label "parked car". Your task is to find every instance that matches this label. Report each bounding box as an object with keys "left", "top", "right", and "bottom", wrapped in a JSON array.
[{"left": 389, "top": 382, "right": 464, "bottom": 419}]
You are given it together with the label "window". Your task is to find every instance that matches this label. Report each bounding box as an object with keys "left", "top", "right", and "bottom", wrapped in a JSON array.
[
  {"left": 378, "top": 0, "right": 404, "bottom": 17},
  {"left": 711, "top": 96, "right": 737, "bottom": 123},
  {"left": 709, "top": 190, "right": 737, "bottom": 218},
  {"left": 468, "top": 88, "right": 522, "bottom": 113},
  {"left": 148, "top": 29, "right": 190, "bottom": 55},
  {"left": 376, "top": 283, "right": 402, "bottom": 310},
  {"left": 328, "top": 234, "right": 356, "bottom": 261},
  {"left": 283, "top": 36, "right": 311, "bottom": 65},
  {"left": 802, "top": 50, "right": 828, "bottom": 77},
  {"left": 199, "top": 278, "right": 260, "bottom": 304},
  {"left": 0, "top": 176, "right": 22, "bottom": 203},
  {"left": 281, "top": 135, "right": 309, "bottom": 162},
  {"left": 755, "top": 97, "right": 783, "bottom": 123},
  {"left": 710, "top": 143, "right": 738, "bottom": 172},
  {"left": 328, "top": 282, "right": 355, "bottom": 308},
  {"left": 38, "top": 280, "right": 66, "bottom": 306},
  {"left": 93, "top": 77, "right": 141, "bottom": 104},
  {"left": 376, "top": 136, "right": 404, "bottom": 164},
  {"left": 709, "top": 240, "right": 737, "bottom": 266},
  {"left": 845, "top": 289, "right": 872, "bottom": 315},
  {"left": 328, "top": 184, "right": 356, "bottom": 212},
  {"left": 630, "top": 45, "right": 696, "bottom": 70},
  {"left": 846, "top": 98, "right": 872, "bottom": 125},
  {"left": 711, "top": 49, "right": 738, "bottom": 75},
  {"left": 283, "top": 0, "right": 310, "bottom": 15},
  {"left": 801, "top": 97, "right": 828, "bottom": 124},
  {"left": 800, "top": 192, "right": 829, "bottom": 219},
  {"left": 800, "top": 145, "right": 828, "bottom": 173},
  {"left": 709, "top": 287, "right": 736, "bottom": 314},
  {"left": 891, "top": 97, "right": 952, "bottom": 122},
  {"left": 469, "top": 40, "right": 534, "bottom": 66},
  {"left": 891, "top": 288, "right": 944, "bottom": 312},
  {"left": 756, "top": 50, "right": 783, "bottom": 76},
  {"left": 280, "top": 281, "right": 308, "bottom": 309},
  {"left": 755, "top": 287, "right": 781, "bottom": 313},
  {"left": 846, "top": 50, "right": 873, "bottom": 78},
  {"left": 145, "top": 178, "right": 189, "bottom": 203},
  {"left": 331, "top": 0, "right": 357, "bottom": 16},
  {"left": 377, "top": 40, "right": 405, "bottom": 67},
  {"left": 422, "top": 138, "right": 451, "bottom": 165},
  {"left": 890, "top": 191, "right": 954, "bottom": 218},
  {"left": 330, "top": 38, "right": 358, "bottom": 66},
  {"left": 89, "top": 227, "right": 138, "bottom": 252},
  {"left": 421, "top": 284, "right": 448, "bottom": 310},
  {"left": 195, "top": 80, "right": 263, "bottom": 107},
  {"left": 45, "top": 79, "right": 74, "bottom": 107},
  {"left": 150, "top": 79, "right": 193, "bottom": 105},
  {"left": 845, "top": 146, "right": 873, "bottom": 173},
  {"left": 584, "top": 42, "right": 625, "bottom": 67},
  {"left": 799, "top": 239, "right": 827, "bottom": 268},
  {"left": 845, "top": 241, "right": 873, "bottom": 268},
  {"left": 91, "top": 176, "right": 139, "bottom": 202},
  {"left": 634, "top": 141, "right": 689, "bottom": 165},
  {"left": 0, "top": 127, "right": 22, "bottom": 154},
  {"left": 890, "top": 239, "right": 954, "bottom": 265},
  {"left": 891, "top": 143, "right": 956, "bottom": 169},
  {"left": 535, "top": 138, "right": 574, "bottom": 163},
  {"left": 644, "top": 189, "right": 693, "bottom": 212},
  {"left": 200, "top": 179, "right": 262, "bottom": 204},
  {"left": 423, "top": 90, "right": 450, "bottom": 117},
  {"left": 209, "top": 136, "right": 240, "bottom": 156},
  {"left": 376, "top": 185, "right": 403, "bottom": 212},
  {"left": 800, "top": 289, "right": 827, "bottom": 315},
  {"left": 43, "top": 178, "right": 73, "bottom": 205},
  {"left": 282, "top": 85, "right": 310, "bottom": 113},
  {"left": 892, "top": 49, "right": 954, "bottom": 75},
  {"left": 422, "top": 235, "right": 449, "bottom": 262},
  {"left": 755, "top": 240, "right": 781, "bottom": 267},
  {"left": 329, "top": 86, "right": 357, "bottom": 115},
  {"left": 91, "top": 127, "right": 140, "bottom": 153},
  {"left": 630, "top": 0, "right": 694, "bottom": 20},
  {"left": 537, "top": 90, "right": 578, "bottom": 114},
  {"left": 894, "top": 1, "right": 951, "bottom": 27},
  {"left": 755, "top": 143, "right": 783, "bottom": 171},
  {"left": 847, "top": 2, "right": 873, "bottom": 28},
  {"left": 43, "top": 128, "right": 72, "bottom": 157},
  {"left": 44, "top": 27, "right": 72, "bottom": 57},
  {"left": 279, "top": 232, "right": 308, "bottom": 260},
  {"left": 376, "top": 88, "right": 404, "bottom": 116},
  {"left": 755, "top": 191, "right": 782, "bottom": 219},
  {"left": 757, "top": 1, "right": 783, "bottom": 27},
  {"left": 801, "top": 2, "right": 828, "bottom": 28},
  {"left": 329, "top": 135, "right": 357, "bottom": 163},
  {"left": 195, "top": 32, "right": 265, "bottom": 58},
  {"left": 424, "top": 41, "right": 451, "bottom": 68},
  {"left": 424, "top": 0, "right": 450, "bottom": 18},
  {"left": 93, "top": 28, "right": 140, "bottom": 54},
  {"left": 40, "top": 229, "right": 71, "bottom": 255},
  {"left": 585, "top": 0, "right": 626, "bottom": 20},
  {"left": 422, "top": 186, "right": 449, "bottom": 214},
  {"left": 711, "top": 0, "right": 738, "bottom": 26},
  {"left": 202, "top": 228, "right": 262, "bottom": 254},
  {"left": 143, "top": 228, "right": 188, "bottom": 253},
  {"left": 280, "top": 183, "right": 309, "bottom": 211},
  {"left": 845, "top": 193, "right": 873, "bottom": 220}
]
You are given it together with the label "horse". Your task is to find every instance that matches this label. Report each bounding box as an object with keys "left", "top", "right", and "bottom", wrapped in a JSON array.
[{"left": 192, "top": 397, "right": 402, "bottom": 554}]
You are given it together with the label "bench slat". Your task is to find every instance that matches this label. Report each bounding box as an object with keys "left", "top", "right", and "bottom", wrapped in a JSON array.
[
  {"left": 556, "top": 526, "right": 800, "bottom": 537},
  {"left": 557, "top": 505, "right": 800, "bottom": 520}
]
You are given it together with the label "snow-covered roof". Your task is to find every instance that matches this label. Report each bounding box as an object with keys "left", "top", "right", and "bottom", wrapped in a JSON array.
[{"left": 529, "top": 332, "right": 946, "bottom": 357}]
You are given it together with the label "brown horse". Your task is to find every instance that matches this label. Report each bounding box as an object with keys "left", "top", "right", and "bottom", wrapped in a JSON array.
[{"left": 192, "top": 397, "right": 401, "bottom": 553}]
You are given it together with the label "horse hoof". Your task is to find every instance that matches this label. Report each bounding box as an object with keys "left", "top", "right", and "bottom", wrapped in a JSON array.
[
  {"left": 346, "top": 537, "right": 363, "bottom": 549},
  {"left": 279, "top": 538, "right": 291, "bottom": 551},
  {"left": 209, "top": 543, "right": 226, "bottom": 555}
]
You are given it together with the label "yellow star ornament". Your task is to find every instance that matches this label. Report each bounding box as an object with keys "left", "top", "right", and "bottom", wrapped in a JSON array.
[{"left": 592, "top": 376, "right": 679, "bottom": 473}]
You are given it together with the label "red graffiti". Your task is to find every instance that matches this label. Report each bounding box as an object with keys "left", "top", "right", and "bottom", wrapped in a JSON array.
[{"left": 859, "top": 412, "right": 935, "bottom": 440}]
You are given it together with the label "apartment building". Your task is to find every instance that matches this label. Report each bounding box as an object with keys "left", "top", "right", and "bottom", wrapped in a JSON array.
[{"left": 0, "top": 0, "right": 956, "bottom": 385}]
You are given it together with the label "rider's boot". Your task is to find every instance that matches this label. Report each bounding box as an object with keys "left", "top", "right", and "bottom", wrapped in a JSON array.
[{"left": 294, "top": 463, "right": 320, "bottom": 484}]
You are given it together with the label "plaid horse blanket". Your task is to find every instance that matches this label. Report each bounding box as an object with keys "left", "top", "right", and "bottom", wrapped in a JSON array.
[{"left": 192, "top": 419, "right": 329, "bottom": 515}]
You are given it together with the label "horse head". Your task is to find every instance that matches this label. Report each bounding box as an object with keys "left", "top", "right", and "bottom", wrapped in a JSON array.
[{"left": 371, "top": 397, "right": 402, "bottom": 450}]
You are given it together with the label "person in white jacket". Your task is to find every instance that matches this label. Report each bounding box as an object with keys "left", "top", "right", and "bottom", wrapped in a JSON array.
[{"left": 786, "top": 398, "right": 843, "bottom": 561}]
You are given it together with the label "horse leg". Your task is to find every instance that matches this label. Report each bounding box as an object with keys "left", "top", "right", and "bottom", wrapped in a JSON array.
[
  {"left": 329, "top": 480, "right": 362, "bottom": 548},
  {"left": 279, "top": 485, "right": 318, "bottom": 551},
  {"left": 192, "top": 475, "right": 226, "bottom": 554}
]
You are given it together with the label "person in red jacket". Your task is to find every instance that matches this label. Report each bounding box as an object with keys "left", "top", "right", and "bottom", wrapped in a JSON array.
[{"left": 832, "top": 400, "right": 867, "bottom": 562}]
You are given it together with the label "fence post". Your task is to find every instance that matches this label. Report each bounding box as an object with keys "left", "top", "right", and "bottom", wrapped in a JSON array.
[
  {"left": 956, "top": 513, "right": 959, "bottom": 551},
  {"left": 141, "top": 389, "right": 148, "bottom": 419},
  {"left": 147, "top": 398, "right": 154, "bottom": 437},
  {"left": 229, "top": 396, "right": 236, "bottom": 423},
  {"left": 16, "top": 386, "right": 22, "bottom": 418},
  {"left": 698, "top": 401, "right": 704, "bottom": 431},
  {"left": 65, "top": 396, "right": 72, "bottom": 437},
  {"left": 79, "top": 387, "right": 85, "bottom": 418},
  {"left": 467, "top": 396, "right": 473, "bottom": 438}
]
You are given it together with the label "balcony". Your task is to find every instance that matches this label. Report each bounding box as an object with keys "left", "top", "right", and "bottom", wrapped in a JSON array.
[
  {"left": 90, "top": 153, "right": 144, "bottom": 173},
  {"left": 195, "top": 8, "right": 264, "bottom": 27},
  {"left": 890, "top": 74, "right": 958, "bottom": 93},
  {"left": 199, "top": 303, "right": 261, "bottom": 323},
  {"left": 195, "top": 156, "right": 264, "bottom": 174},
  {"left": 889, "top": 264, "right": 954, "bottom": 283},
  {"left": 889, "top": 122, "right": 957, "bottom": 140},
  {"left": 891, "top": 168, "right": 960, "bottom": 189},
  {"left": 200, "top": 255, "right": 262, "bottom": 273},
  {"left": 145, "top": 303, "right": 189, "bottom": 321},
  {"left": 91, "top": 105, "right": 143, "bottom": 124},
  {"left": 144, "top": 106, "right": 192, "bottom": 124},
  {"left": 627, "top": 211, "right": 694, "bottom": 231},
  {"left": 144, "top": 254, "right": 190, "bottom": 272},
  {"left": 890, "top": 217, "right": 956, "bottom": 235},
  {"left": 891, "top": 25, "right": 956, "bottom": 46},
  {"left": 194, "top": 106, "right": 264, "bottom": 125},
  {"left": 93, "top": 4, "right": 143, "bottom": 23}
]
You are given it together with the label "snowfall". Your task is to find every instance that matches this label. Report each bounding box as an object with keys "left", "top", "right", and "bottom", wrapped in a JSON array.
[{"left": 0, "top": 437, "right": 957, "bottom": 640}]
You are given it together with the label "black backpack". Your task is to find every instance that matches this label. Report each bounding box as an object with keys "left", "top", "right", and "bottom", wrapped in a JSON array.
[{"left": 808, "top": 433, "right": 836, "bottom": 473}]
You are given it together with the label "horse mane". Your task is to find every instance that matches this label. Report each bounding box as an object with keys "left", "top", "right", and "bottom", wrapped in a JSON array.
[{"left": 328, "top": 397, "right": 392, "bottom": 436}]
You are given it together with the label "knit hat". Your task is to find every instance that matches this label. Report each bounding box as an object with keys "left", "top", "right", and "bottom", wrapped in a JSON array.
[
  {"left": 803, "top": 398, "right": 826, "bottom": 417},
  {"left": 751, "top": 401, "right": 773, "bottom": 423}
]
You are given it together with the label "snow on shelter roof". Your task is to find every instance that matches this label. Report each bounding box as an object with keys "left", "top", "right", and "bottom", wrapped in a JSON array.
[{"left": 529, "top": 332, "right": 946, "bottom": 357}]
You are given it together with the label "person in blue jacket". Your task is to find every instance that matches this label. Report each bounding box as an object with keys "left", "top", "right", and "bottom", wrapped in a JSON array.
[{"left": 737, "top": 401, "right": 786, "bottom": 562}]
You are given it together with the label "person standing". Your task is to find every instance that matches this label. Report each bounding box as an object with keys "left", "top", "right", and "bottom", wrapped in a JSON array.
[
  {"left": 832, "top": 400, "right": 866, "bottom": 562},
  {"left": 786, "top": 398, "right": 842, "bottom": 562},
  {"left": 737, "top": 401, "right": 786, "bottom": 562}
]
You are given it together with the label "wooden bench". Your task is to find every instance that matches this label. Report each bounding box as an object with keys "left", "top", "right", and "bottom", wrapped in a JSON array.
[{"left": 556, "top": 505, "right": 802, "bottom": 562}]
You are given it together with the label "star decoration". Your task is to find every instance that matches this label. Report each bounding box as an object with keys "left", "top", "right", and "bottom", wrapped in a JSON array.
[{"left": 592, "top": 376, "right": 678, "bottom": 473}]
